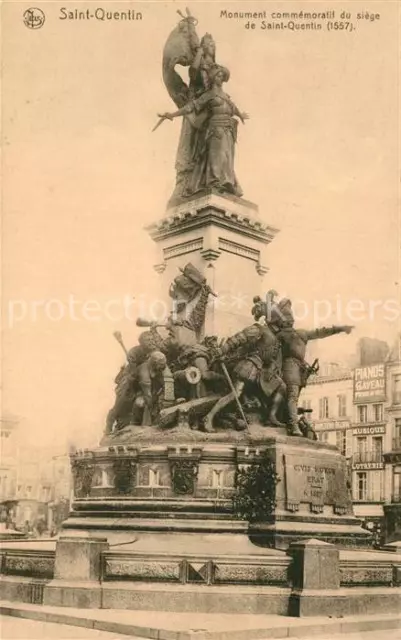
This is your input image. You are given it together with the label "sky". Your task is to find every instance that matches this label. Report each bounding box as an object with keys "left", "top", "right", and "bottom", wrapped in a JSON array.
[{"left": 1, "top": 0, "right": 400, "bottom": 448}]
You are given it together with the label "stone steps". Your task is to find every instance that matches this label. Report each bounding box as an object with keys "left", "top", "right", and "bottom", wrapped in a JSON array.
[{"left": 0, "top": 599, "right": 400, "bottom": 640}]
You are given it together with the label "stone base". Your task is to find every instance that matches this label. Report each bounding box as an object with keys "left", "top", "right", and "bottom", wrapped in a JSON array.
[
  {"left": 67, "top": 424, "right": 371, "bottom": 553},
  {"left": 250, "top": 520, "right": 372, "bottom": 551},
  {"left": 1, "top": 541, "right": 401, "bottom": 616},
  {"left": 0, "top": 524, "right": 26, "bottom": 541},
  {"left": 2, "top": 576, "right": 401, "bottom": 617},
  {"left": 1, "top": 601, "right": 401, "bottom": 640},
  {"left": 43, "top": 580, "right": 103, "bottom": 609},
  {"left": 384, "top": 502, "right": 401, "bottom": 544},
  {"left": 288, "top": 588, "right": 401, "bottom": 617}
]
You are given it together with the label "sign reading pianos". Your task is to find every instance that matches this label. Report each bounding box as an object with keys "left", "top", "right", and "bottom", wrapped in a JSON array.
[{"left": 353, "top": 363, "right": 386, "bottom": 404}]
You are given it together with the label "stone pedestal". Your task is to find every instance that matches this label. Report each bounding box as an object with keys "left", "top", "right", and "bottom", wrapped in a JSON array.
[
  {"left": 247, "top": 434, "right": 371, "bottom": 550},
  {"left": 43, "top": 534, "right": 109, "bottom": 608},
  {"left": 62, "top": 425, "right": 371, "bottom": 558},
  {"left": 146, "top": 190, "right": 279, "bottom": 337},
  {"left": 289, "top": 539, "right": 340, "bottom": 590},
  {"left": 384, "top": 503, "right": 401, "bottom": 544},
  {"left": 3, "top": 432, "right": 399, "bottom": 615},
  {"left": 53, "top": 535, "right": 109, "bottom": 582},
  {"left": 288, "top": 539, "right": 341, "bottom": 616}
]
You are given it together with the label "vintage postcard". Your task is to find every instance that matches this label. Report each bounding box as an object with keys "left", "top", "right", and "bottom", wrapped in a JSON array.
[{"left": 0, "top": 0, "right": 400, "bottom": 638}]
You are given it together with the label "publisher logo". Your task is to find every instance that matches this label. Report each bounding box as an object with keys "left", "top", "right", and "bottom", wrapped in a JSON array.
[{"left": 23, "top": 7, "right": 45, "bottom": 29}]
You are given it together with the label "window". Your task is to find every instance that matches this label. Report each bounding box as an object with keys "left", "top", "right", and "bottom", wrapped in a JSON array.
[
  {"left": 358, "top": 405, "right": 368, "bottom": 423},
  {"left": 338, "top": 395, "right": 347, "bottom": 418},
  {"left": 302, "top": 399, "right": 312, "bottom": 411},
  {"left": 23, "top": 506, "right": 32, "bottom": 521},
  {"left": 357, "top": 436, "right": 367, "bottom": 453},
  {"left": 393, "top": 471, "right": 401, "bottom": 502},
  {"left": 357, "top": 472, "right": 367, "bottom": 500},
  {"left": 393, "top": 375, "right": 401, "bottom": 405},
  {"left": 357, "top": 437, "right": 367, "bottom": 455},
  {"left": 372, "top": 437, "right": 383, "bottom": 461},
  {"left": 394, "top": 418, "right": 401, "bottom": 449},
  {"left": 373, "top": 404, "right": 383, "bottom": 422},
  {"left": 149, "top": 469, "right": 160, "bottom": 487},
  {"left": 370, "top": 470, "right": 384, "bottom": 501},
  {"left": 336, "top": 430, "right": 346, "bottom": 456},
  {"left": 345, "top": 430, "right": 353, "bottom": 459},
  {"left": 317, "top": 431, "right": 329, "bottom": 443},
  {"left": 92, "top": 468, "right": 102, "bottom": 487},
  {"left": 41, "top": 486, "right": 51, "bottom": 502},
  {"left": 212, "top": 470, "right": 224, "bottom": 488},
  {"left": 319, "top": 397, "right": 329, "bottom": 419}
]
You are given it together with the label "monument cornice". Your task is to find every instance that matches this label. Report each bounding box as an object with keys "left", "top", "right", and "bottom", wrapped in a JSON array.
[
  {"left": 147, "top": 208, "right": 278, "bottom": 244},
  {"left": 146, "top": 191, "right": 279, "bottom": 245}
]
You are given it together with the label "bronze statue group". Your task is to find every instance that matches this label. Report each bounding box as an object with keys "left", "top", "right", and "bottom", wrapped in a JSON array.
[
  {"left": 105, "top": 263, "right": 353, "bottom": 438},
  {"left": 105, "top": 12, "right": 353, "bottom": 438}
]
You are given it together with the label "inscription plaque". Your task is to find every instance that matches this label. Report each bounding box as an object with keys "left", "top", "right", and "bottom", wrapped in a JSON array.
[{"left": 284, "top": 454, "right": 349, "bottom": 512}]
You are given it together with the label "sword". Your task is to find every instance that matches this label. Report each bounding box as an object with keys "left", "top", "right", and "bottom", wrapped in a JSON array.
[
  {"left": 152, "top": 113, "right": 174, "bottom": 132},
  {"left": 307, "top": 358, "right": 320, "bottom": 376},
  {"left": 152, "top": 117, "right": 167, "bottom": 132},
  {"left": 219, "top": 361, "right": 249, "bottom": 428},
  {"left": 301, "top": 358, "right": 319, "bottom": 389}
]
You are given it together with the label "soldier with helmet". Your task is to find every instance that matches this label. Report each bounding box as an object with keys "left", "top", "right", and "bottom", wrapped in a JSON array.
[
  {"left": 270, "top": 297, "right": 353, "bottom": 436},
  {"left": 133, "top": 351, "right": 167, "bottom": 426},
  {"left": 202, "top": 294, "right": 287, "bottom": 432},
  {"left": 105, "top": 328, "right": 166, "bottom": 433}
]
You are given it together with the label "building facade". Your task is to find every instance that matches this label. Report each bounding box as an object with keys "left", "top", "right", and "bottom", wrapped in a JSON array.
[
  {"left": 300, "top": 358, "right": 395, "bottom": 536},
  {"left": 0, "top": 417, "right": 72, "bottom": 532},
  {"left": 0, "top": 415, "right": 19, "bottom": 512},
  {"left": 383, "top": 338, "right": 401, "bottom": 542}
]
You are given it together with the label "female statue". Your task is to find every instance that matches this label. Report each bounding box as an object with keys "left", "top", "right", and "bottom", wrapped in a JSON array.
[
  {"left": 159, "top": 65, "right": 249, "bottom": 198},
  {"left": 170, "top": 33, "right": 218, "bottom": 204}
]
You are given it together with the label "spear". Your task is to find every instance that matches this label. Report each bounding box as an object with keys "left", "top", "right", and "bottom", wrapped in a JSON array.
[
  {"left": 218, "top": 360, "right": 249, "bottom": 428},
  {"left": 113, "top": 331, "right": 128, "bottom": 358}
]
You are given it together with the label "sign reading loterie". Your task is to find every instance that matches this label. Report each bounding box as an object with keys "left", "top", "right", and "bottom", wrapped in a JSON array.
[
  {"left": 353, "top": 462, "right": 384, "bottom": 470},
  {"left": 353, "top": 363, "right": 386, "bottom": 404}
]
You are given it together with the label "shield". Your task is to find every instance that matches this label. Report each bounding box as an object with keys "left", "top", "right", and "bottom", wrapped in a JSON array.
[{"left": 170, "top": 460, "right": 199, "bottom": 494}]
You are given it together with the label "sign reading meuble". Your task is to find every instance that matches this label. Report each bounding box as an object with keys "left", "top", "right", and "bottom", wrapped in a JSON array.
[{"left": 353, "top": 363, "right": 386, "bottom": 404}]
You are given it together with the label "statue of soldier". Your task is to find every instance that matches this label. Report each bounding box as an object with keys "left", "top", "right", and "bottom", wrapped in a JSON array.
[
  {"left": 168, "top": 262, "right": 216, "bottom": 336},
  {"left": 297, "top": 407, "right": 318, "bottom": 440},
  {"left": 271, "top": 298, "right": 353, "bottom": 436},
  {"left": 132, "top": 351, "right": 167, "bottom": 426},
  {"left": 105, "top": 328, "right": 166, "bottom": 433},
  {"left": 202, "top": 296, "right": 286, "bottom": 432}
]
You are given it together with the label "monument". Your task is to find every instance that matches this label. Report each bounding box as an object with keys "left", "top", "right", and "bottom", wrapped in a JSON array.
[
  {"left": 60, "top": 8, "right": 370, "bottom": 554},
  {"left": 3, "top": 8, "right": 401, "bottom": 622}
]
